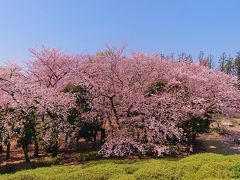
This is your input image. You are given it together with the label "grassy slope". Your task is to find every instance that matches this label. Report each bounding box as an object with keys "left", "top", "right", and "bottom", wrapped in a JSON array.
[{"left": 0, "top": 153, "right": 240, "bottom": 180}]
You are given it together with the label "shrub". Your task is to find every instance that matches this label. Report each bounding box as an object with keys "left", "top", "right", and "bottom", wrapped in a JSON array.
[
  {"left": 75, "top": 151, "right": 101, "bottom": 162},
  {"left": 67, "top": 163, "right": 125, "bottom": 180},
  {"left": 49, "top": 153, "right": 65, "bottom": 165},
  {"left": 147, "top": 79, "right": 168, "bottom": 96},
  {"left": 109, "top": 174, "right": 136, "bottom": 180},
  {"left": 231, "top": 164, "right": 240, "bottom": 179},
  {"left": 4, "top": 173, "right": 41, "bottom": 180}
]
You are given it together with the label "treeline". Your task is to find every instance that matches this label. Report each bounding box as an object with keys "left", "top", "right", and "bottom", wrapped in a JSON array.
[{"left": 162, "top": 51, "right": 240, "bottom": 75}]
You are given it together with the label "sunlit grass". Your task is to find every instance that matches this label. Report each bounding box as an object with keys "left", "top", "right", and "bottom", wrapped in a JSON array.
[{"left": 0, "top": 153, "right": 240, "bottom": 179}]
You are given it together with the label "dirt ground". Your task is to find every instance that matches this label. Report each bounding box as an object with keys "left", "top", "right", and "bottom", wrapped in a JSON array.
[
  {"left": 194, "top": 133, "right": 240, "bottom": 154},
  {"left": 194, "top": 118, "right": 240, "bottom": 155},
  {"left": 0, "top": 138, "right": 99, "bottom": 166}
]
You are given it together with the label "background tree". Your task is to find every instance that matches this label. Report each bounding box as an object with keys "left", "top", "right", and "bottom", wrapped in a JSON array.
[
  {"left": 218, "top": 52, "right": 235, "bottom": 75},
  {"left": 235, "top": 52, "right": 240, "bottom": 88},
  {"left": 219, "top": 52, "right": 227, "bottom": 72},
  {"left": 206, "top": 54, "right": 214, "bottom": 69}
]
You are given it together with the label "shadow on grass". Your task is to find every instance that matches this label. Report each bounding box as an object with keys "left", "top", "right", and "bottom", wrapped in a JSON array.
[{"left": 0, "top": 159, "right": 58, "bottom": 174}]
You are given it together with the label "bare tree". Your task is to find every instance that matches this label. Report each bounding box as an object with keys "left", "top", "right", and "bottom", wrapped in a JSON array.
[
  {"left": 219, "top": 52, "right": 227, "bottom": 72},
  {"left": 207, "top": 54, "right": 214, "bottom": 69}
]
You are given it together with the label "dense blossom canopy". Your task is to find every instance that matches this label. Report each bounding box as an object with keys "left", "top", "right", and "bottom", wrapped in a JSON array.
[{"left": 0, "top": 48, "right": 240, "bottom": 157}]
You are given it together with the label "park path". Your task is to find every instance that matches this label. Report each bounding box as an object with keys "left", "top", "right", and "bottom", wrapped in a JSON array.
[
  {"left": 194, "top": 132, "right": 240, "bottom": 155},
  {"left": 193, "top": 118, "right": 240, "bottom": 155}
]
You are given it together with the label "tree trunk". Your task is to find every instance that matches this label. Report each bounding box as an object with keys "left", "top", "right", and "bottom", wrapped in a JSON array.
[
  {"left": 6, "top": 142, "right": 10, "bottom": 160},
  {"left": 75, "top": 134, "right": 80, "bottom": 151},
  {"left": 33, "top": 139, "right": 39, "bottom": 158},
  {"left": 192, "top": 134, "right": 196, "bottom": 143},
  {"left": 65, "top": 135, "right": 68, "bottom": 149},
  {"left": 92, "top": 130, "right": 97, "bottom": 150},
  {"left": 51, "top": 142, "right": 58, "bottom": 157},
  {"left": 0, "top": 144, "right": 2, "bottom": 164},
  {"left": 0, "top": 144, "right": 3, "bottom": 153},
  {"left": 0, "top": 150, "right": 2, "bottom": 164},
  {"left": 100, "top": 129, "right": 106, "bottom": 145},
  {"left": 188, "top": 144, "right": 193, "bottom": 155},
  {"left": 22, "top": 144, "right": 30, "bottom": 163}
]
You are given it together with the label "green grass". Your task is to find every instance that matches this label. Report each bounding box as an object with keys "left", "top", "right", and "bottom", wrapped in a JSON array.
[{"left": 1, "top": 153, "right": 240, "bottom": 180}]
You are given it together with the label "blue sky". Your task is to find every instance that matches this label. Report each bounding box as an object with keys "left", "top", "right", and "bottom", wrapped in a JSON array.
[{"left": 0, "top": 0, "right": 240, "bottom": 65}]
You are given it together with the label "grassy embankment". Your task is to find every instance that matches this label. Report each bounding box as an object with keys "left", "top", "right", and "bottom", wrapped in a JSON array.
[{"left": 0, "top": 153, "right": 240, "bottom": 179}]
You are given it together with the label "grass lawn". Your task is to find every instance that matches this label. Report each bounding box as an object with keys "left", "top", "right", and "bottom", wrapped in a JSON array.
[{"left": 0, "top": 153, "right": 240, "bottom": 180}]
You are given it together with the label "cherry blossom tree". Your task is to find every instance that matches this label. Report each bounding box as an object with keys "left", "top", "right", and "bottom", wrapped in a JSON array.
[
  {"left": 0, "top": 51, "right": 77, "bottom": 160},
  {"left": 75, "top": 48, "right": 240, "bottom": 157},
  {"left": 26, "top": 48, "right": 78, "bottom": 157},
  {"left": 0, "top": 64, "right": 36, "bottom": 162}
]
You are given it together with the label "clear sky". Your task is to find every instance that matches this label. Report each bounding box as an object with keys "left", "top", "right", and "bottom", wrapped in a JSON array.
[{"left": 0, "top": 0, "right": 240, "bottom": 65}]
